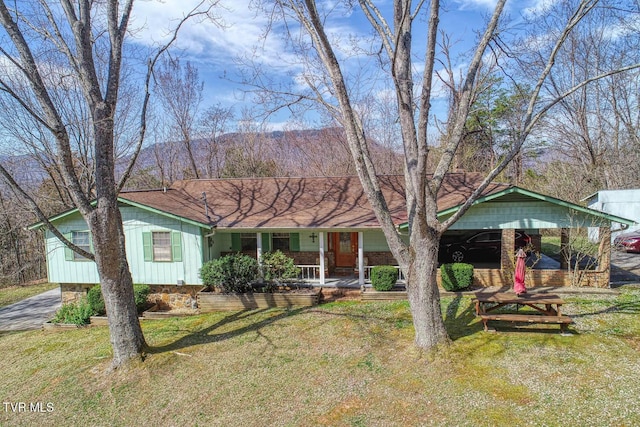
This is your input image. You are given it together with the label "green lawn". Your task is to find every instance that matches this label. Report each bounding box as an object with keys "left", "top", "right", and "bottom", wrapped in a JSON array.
[
  {"left": 540, "top": 236, "right": 561, "bottom": 258},
  {"left": 0, "top": 282, "right": 57, "bottom": 309},
  {"left": 1, "top": 289, "right": 640, "bottom": 426}
]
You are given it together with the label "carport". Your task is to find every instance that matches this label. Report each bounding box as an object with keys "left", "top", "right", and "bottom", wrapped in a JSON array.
[{"left": 434, "top": 187, "right": 636, "bottom": 288}]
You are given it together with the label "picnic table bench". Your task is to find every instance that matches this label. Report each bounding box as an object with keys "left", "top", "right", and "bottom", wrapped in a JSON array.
[{"left": 472, "top": 292, "right": 572, "bottom": 333}]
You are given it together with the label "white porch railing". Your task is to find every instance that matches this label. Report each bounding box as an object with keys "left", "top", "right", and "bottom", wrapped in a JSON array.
[
  {"left": 297, "top": 264, "right": 405, "bottom": 283},
  {"left": 297, "top": 265, "right": 322, "bottom": 281}
]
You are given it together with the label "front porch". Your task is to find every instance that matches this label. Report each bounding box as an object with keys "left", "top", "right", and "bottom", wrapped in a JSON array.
[
  {"left": 216, "top": 230, "right": 398, "bottom": 287},
  {"left": 212, "top": 223, "right": 624, "bottom": 291}
]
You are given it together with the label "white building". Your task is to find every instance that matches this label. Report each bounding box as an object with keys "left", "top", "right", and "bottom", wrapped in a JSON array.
[{"left": 584, "top": 189, "right": 640, "bottom": 240}]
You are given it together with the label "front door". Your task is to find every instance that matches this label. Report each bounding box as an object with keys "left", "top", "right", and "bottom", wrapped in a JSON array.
[{"left": 333, "top": 232, "right": 358, "bottom": 267}]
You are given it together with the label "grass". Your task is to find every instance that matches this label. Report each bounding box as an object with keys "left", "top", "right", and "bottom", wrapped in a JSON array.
[
  {"left": 540, "top": 236, "right": 561, "bottom": 258},
  {"left": 0, "top": 282, "right": 57, "bottom": 309},
  {"left": 1, "top": 289, "right": 640, "bottom": 426}
]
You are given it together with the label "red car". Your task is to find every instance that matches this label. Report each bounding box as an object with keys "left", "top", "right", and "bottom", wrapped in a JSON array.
[{"left": 614, "top": 230, "right": 640, "bottom": 253}]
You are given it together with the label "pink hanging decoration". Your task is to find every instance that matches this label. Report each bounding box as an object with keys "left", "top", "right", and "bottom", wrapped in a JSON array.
[{"left": 513, "top": 248, "right": 527, "bottom": 295}]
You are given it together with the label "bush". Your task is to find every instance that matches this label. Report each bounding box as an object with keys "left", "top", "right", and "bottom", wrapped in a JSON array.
[
  {"left": 133, "top": 284, "right": 151, "bottom": 310},
  {"left": 440, "top": 263, "right": 474, "bottom": 291},
  {"left": 370, "top": 265, "right": 398, "bottom": 291},
  {"left": 86, "top": 283, "right": 151, "bottom": 315},
  {"left": 87, "top": 285, "right": 105, "bottom": 315},
  {"left": 260, "top": 251, "right": 300, "bottom": 288},
  {"left": 200, "top": 253, "right": 259, "bottom": 293},
  {"left": 52, "top": 300, "right": 93, "bottom": 325}
]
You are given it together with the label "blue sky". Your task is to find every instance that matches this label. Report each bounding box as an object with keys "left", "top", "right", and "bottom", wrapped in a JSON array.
[{"left": 129, "top": 0, "right": 554, "bottom": 129}]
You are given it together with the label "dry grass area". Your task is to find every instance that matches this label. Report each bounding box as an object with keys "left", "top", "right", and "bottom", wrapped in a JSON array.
[
  {"left": 1, "top": 288, "right": 640, "bottom": 426},
  {"left": 0, "top": 282, "right": 57, "bottom": 309}
]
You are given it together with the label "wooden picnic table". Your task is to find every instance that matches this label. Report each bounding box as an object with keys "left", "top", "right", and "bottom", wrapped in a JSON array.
[{"left": 472, "top": 292, "right": 572, "bottom": 333}]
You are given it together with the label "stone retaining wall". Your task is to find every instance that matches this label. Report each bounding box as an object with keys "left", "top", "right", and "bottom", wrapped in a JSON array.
[
  {"left": 60, "top": 283, "right": 204, "bottom": 310},
  {"left": 147, "top": 285, "right": 203, "bottom": 310}
]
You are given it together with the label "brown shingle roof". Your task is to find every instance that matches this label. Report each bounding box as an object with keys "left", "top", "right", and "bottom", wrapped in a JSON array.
[{"left": 119, "top": 174, "right": 509, "bottom": 229}]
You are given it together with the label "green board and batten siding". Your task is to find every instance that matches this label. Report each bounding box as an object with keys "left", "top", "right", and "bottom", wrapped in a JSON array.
[
  {"left": 45, "top": 207, "right": 205, "bottom": 285},
  {"left": 441, "top": 202, "right": 610, "bottom": 230}
]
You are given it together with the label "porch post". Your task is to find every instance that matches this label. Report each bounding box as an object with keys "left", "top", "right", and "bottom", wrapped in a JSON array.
[
  {"left": 256, "top": 232, "right": 263, "bottom": 261},
  {"left": 256, "top": 232, "right": 263, "bottom": 282},
  {"left": 358, "top": 232, "right": 364, "bottom": 286},
  {"left": 319, "top": 232, "right": 325, "bottom": 285}
]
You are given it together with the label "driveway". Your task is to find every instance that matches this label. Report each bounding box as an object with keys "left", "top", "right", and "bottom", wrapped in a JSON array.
[
  {"left": 0, "top": 287, "right": 61, "bottom": 331},
  {"left": 611, "top": 250, "right": 640, "bottom": 284}
]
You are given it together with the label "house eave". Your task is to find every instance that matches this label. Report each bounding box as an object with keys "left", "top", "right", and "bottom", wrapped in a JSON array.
[{"left": 27, "top": 197, "right": 213, "bottom": 231}]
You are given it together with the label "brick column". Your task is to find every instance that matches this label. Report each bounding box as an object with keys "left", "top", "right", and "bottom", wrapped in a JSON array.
[{"left": 501, "top": 229, "right": 516, "bottom": 273}]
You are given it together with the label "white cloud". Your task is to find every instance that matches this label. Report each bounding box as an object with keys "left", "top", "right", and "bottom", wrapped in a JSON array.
[
  {"left": 454, "top": 0, "right": 499, "bottom": 10},
  {"left": 129, "top": 0, "right": 294, "bottom": 68},
  {"left": 522, "top": 0, "right": 559, "bottom": 18},
  {"left": 603, "top": 13, "right": 640, "bottom": 40}
]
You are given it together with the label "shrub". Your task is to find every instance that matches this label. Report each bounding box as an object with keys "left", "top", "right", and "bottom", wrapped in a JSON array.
[
  {"left": 260, "top": 251, "right": 300, "bottom": 288},
  {"left": 370, "top": 265, "right": 398, "bottom": 291},
  {"left": 440, "top": 263, "right": 474, "bottom": 291},
  {"left": 52, "top": 300, "right": 93, "bottom": 325},
  {"left": 200, "top": 253, "right": 259, "bottom": 293},
  {"left": 87, "top": 285, "right": 105, "bottom": 315},
  {"left": 85, "top": 284, "right": 150, "bottom": 315},
  {"left": 133, "top": 284, "right": 151, "bottom": 310}
]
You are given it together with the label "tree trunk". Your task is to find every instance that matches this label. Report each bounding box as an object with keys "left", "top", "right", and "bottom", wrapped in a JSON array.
[
  {"left": 89, "top": 201, "right": 146, "bottom": 366},
  {"left": 405, "top": 226, "right": 450, "bottom": 349},
  {"left": 89, "top": 103, "right": 147, "bottom": 367}
]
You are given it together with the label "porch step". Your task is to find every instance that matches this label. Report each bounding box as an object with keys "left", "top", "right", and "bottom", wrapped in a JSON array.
[
  {"left": 333, "top": 267, "right": 355, "bottom": 277},
  {"left": 361, "top": 289, "right": 408, "bottom": 301}
]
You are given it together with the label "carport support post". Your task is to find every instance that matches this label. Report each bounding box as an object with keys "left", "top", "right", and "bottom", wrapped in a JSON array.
[{"left": 501, "top": 229, "right": 516, "bottom": 274}]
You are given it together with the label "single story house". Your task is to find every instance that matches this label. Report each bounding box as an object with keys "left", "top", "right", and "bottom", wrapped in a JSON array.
[{"left": 31, "top": 173, "right": 634, "bottom": 309}]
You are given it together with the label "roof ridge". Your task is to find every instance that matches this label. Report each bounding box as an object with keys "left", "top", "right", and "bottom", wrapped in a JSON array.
[{"left": 119, "top": 188, "right": 166, "bottom": 194}]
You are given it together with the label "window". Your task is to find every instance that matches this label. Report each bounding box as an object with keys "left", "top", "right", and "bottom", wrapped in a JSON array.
[
  {"left": 231, "top": 232, "right": 299, "bottom": 252},
  {"left": 240, "top": 233, "right": 257, "bottom": 251},
  {"left": 152, "top": 231, "right": 172, "bottom": 261},
  {"left": 271, "top": 233, "right": 290, "bottom": 252},
  {"left": 142, "top": 231, "right": 182, "bottom": 262},
  {"left": 70, "top": 231, "right": 91, "bottom": 261}
]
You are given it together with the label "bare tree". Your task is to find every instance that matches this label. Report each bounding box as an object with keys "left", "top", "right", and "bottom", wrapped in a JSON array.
[
  {"left": 220, "top": 110, "right": 282, "bottom": 177},
  {"left": 199, "top": 103, "right": 235, "bottom": 178},
  {"left": 0, "top": 186, "right": 46, "bottom": 286},
  {"left": 0, "top": 0, "right": 219, "bottom": 367},
  {"left": 283, "top": 125, "right": 357, "bottom": 176},
  {"left": 253, "top": 0, "right": 640, "bottom": 351},
  {"left": 523, "top": 0, "right": 640, "bottom": 193},
  {"left": 154, "top": 57, "right": 204, "bottom": 179}
]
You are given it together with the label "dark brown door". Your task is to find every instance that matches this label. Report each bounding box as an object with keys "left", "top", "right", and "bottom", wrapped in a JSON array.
[{"left": 334, "top": 232, "right": 358, "bottom": 267}]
